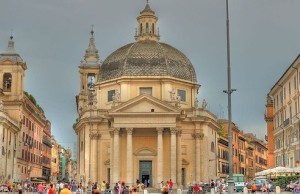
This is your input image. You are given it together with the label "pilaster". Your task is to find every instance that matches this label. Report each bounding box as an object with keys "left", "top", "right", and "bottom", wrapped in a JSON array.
[
  {"left": 157, "top": 127, "right": 164, "bottom": 187},
  {"left": 113, "top": 128, "right": 120, "bottom": 183},
  {"left": 126, "top": 128, "right": 133, "bottom": 185},
  {"left": 170, "top": 127, "right": 177, "bottom": 184}
]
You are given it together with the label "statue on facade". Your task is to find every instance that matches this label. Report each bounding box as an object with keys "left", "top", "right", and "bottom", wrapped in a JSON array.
[
  {"left": 113, "top": 89, "right": 120, "bottom": 103},
  {"left": 169, "top": 88, "right": 176, "bottom": 101},
  {"left": 194, "top": 97, "right": 199, "bottom": 108},
  {"left": 0, "top": 100, "right": 3, "bottom": 111},
  {"left": 202, "top": 99, "right": 208, "bottom": 110}
]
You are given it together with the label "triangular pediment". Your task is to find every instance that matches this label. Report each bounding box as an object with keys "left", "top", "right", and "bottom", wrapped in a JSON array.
[{"left": 109, "top": 94, "right": 180, "bottom": 115}]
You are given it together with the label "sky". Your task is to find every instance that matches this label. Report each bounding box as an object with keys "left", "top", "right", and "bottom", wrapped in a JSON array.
[{"left": 1, "top": 0, "right": 300, "bottom": 155}]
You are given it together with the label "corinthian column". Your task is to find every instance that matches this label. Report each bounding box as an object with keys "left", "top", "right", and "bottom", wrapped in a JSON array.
[
  {"left": 157, "top": 127, "right": 164, "bottom": 187},
  {"left": 126, "top": 128, "right": 133, "bottom": 185},
  {"left": 176, "top": 130, "right": 182, "bottom": 188},
  {"left": 194, "top": 133, "right": 201, "bottom": 182},
  {"left": 170, "top": 128, "right": 177, "bottom": 184},
  {"left": 113, "top": 128, "right": 120, "bottom": 183}
]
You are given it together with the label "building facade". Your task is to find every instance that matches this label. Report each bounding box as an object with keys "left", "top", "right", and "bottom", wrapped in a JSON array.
[
  {"left": 217, "top": 120, "right": 267, "bottom": 181},
  {"left": 74, "top": 3, "right": 220, "bottom": 188},
  {"left": 267, "top": 54, "right": 300, "bottom": 168},
  {"left": 244, "top": 134, "right": 268, "bottom": 173},
  {"left": 0, "top": 106, "right": 19, "bottom": 184},
  {"left": 0, "top": 35, "right": 52, "bottom": 183},
  {"left": 51, "top": 138, "right": 60, "bottom": 182}
]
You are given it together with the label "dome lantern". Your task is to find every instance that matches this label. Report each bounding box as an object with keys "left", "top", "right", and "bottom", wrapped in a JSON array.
[{"left": 135, "top": 1, "right": 160, "bottom": 42}]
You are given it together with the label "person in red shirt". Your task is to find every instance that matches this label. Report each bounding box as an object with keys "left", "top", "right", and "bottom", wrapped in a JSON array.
[
  {"left": 193, "top": 184, "right": 200, "bottom": 194},
  {"left": 168, "top": 179, "right": 173, "bottom": 194},
  {"left": 48, "top": 184, "right": 54, "bottom": 194}
]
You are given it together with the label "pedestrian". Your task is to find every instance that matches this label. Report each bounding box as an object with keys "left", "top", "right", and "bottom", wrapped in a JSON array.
[
  {"left": 37, "top": 183, "right": 44, "bottom": 194},
  {"left": 101, "top": 181, "right": 106, "bottom": 193},
  {"left": 48, "top": 184, "right": 54, "bottom": 194},
  {"left": 168, "top": 179, "right": 173, "bottom": 194},
  {"left": 193, "top": 183, "right": 200, "bottom": 194},
  {"left": 71, "top": 181, "right": 77, "bottom": 194},
  {"left": 60, "top": 184, "right": 71, "bottom": 194},
  {"left": 18, "top": 183, "right": 23, "bottom": 194},
  {"left": 113, "top": 183, "right": 118, "bottom": 194},
  {"left": 250, "top": 183, "right": 257, "bottom": 193}
]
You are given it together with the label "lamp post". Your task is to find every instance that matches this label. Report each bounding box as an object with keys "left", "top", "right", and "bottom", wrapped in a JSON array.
[{"left": 223, "top": 0, "right": 235, "bottom": 193}]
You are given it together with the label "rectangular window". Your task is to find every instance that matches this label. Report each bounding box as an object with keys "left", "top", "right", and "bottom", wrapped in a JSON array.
[
  {"left": 139, "top": 87, "right": 152, "bottom": 95},
  {"left": 108, "top": 90, "right": 115, "bottom": 102},
  {"left": 177, "top": 89, "right": 186, "bottom": 102}
]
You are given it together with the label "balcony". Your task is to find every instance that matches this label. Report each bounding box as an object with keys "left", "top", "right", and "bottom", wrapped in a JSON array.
[{"left": 42, "top": 136, "right": 52, "bottom": 147}]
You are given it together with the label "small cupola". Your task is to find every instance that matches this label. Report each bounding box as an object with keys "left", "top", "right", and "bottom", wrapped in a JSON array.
[
  {"left": 82, "top": 26, "right": 100, "bottom": 66},
  {"left": 135, "top": 1, "right": 160, "bottom": 42},
  {"left": 0, "top": 35, "right": 23, "bottom": 62}
]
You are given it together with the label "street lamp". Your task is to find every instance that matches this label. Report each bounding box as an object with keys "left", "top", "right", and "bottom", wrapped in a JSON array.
[{"left": 223, "top": 0, "right": 235, "bottom": 194}]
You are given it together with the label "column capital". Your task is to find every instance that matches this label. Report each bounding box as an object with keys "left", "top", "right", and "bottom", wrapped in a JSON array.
[
  {"left": 89, "top": 132, "right": 101, "bottom": 140},
  {"left": 193, "top": 132, "right": 204, "bottom": 140},
  {"left": 113, "top": 128, "right": 120, "bottom": 135},
  {"left": 170, "top": 127, "right": 177, "bottom": 135},
  {"left": 126, "top": 128, "right": 133, "bottom": 135},
  {"left": 156, "top": 127, "right": 164, "bottom": 134}
]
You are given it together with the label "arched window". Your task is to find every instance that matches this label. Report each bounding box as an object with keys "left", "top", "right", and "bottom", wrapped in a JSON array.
[
  {"left": 211, "top": 142, "right": 215, "bottom": 152},
  {"left": 81, "top": 141, "right": 84, "bottom": 151},
  {"left": 152, "top": 23, "right": 154, "bottom": 34},
  {"left": 146, "top": 23, "right": 149, "bottom": 33},
  {"left": 140, "top": 24, "right": 143, "bottom": 34},
  {"left": 2, "top": 146, "right": 5, "bottom": 155},
  {"left": 8, "top": 150, "right": 11, "bottom": 159},
  {"left": 3, "top": 73, "right": 12, "bottom": 91}
]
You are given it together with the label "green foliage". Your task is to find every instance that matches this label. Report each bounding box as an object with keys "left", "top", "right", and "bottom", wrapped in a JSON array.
[
  {"left": 273, "top": 175, "right": 300, "bottom": 188},
  {"left": 28, "top": 94, "right": 37, "bottom": 105},
  {"left": 217, "top": 126, "right": 225, "bottom": 136},
  {"left": 73, "top": 118, "right": 79, "bottom": 129},
  {"left": 24, "top": 91, "right": 44, "bottom": 113}
]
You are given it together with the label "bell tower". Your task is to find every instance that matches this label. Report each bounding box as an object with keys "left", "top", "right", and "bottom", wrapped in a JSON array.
[
  {"left": 0, "top": 35, "right": 27, "bottom": 123},
  {"left": 76, "top": 28, "right": 100, "bottom": 115},
  {"left": 135, "top": 1, "right": 160, "bottom": 42},
  {"left": 0, "top": 35, "right": 27, "bottom": 100}
]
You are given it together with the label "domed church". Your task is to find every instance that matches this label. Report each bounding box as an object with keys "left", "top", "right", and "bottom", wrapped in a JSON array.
[{"left": 74, "top": 2, "right": 220, "bottom": 188}]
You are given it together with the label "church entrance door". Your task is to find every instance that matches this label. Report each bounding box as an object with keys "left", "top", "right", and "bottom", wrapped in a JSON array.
[{"left": 139, "top": 160, "right": 152, "bottom": 187}]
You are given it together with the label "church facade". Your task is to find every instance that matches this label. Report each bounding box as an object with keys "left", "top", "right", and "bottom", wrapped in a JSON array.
[{"left": 74, "top": 3, "right": 220, "bottom": 188}]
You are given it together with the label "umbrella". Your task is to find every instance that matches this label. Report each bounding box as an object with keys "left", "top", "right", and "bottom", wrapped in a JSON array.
[{"left": 270, "top": 166, "right": 294, "bottom": 173}]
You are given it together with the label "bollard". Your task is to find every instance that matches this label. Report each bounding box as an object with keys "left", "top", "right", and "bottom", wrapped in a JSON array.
[
  {"left": 243, "top": 187, "right": 248, "bottom": 194},
  {"left": 144, "top": 189, "right": 148, "bottom": 194},
  {"left": 211, "top": 187, "right": 215, "bottom": 194},
  {"left": 177, "top": 188, "right": 182, "bottom": 194},
  {"left": 275, "top": 186, "right": 281, "bottom": 194}
]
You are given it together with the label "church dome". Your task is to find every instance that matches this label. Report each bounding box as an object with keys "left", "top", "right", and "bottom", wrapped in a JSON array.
[
  {"left": 99, "top": 40, "right": 197, "bottom": 83},
  {"left": 99, "top": 2, "right": 197, "bottom": 83}
]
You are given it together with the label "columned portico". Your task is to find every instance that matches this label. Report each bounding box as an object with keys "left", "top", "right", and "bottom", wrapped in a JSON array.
[
  {"left": 126, "top": 128, "right": 133, "bottom": 185},
  {"left": 157, "top": 127, "right": 164, "bottom": 186}
]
